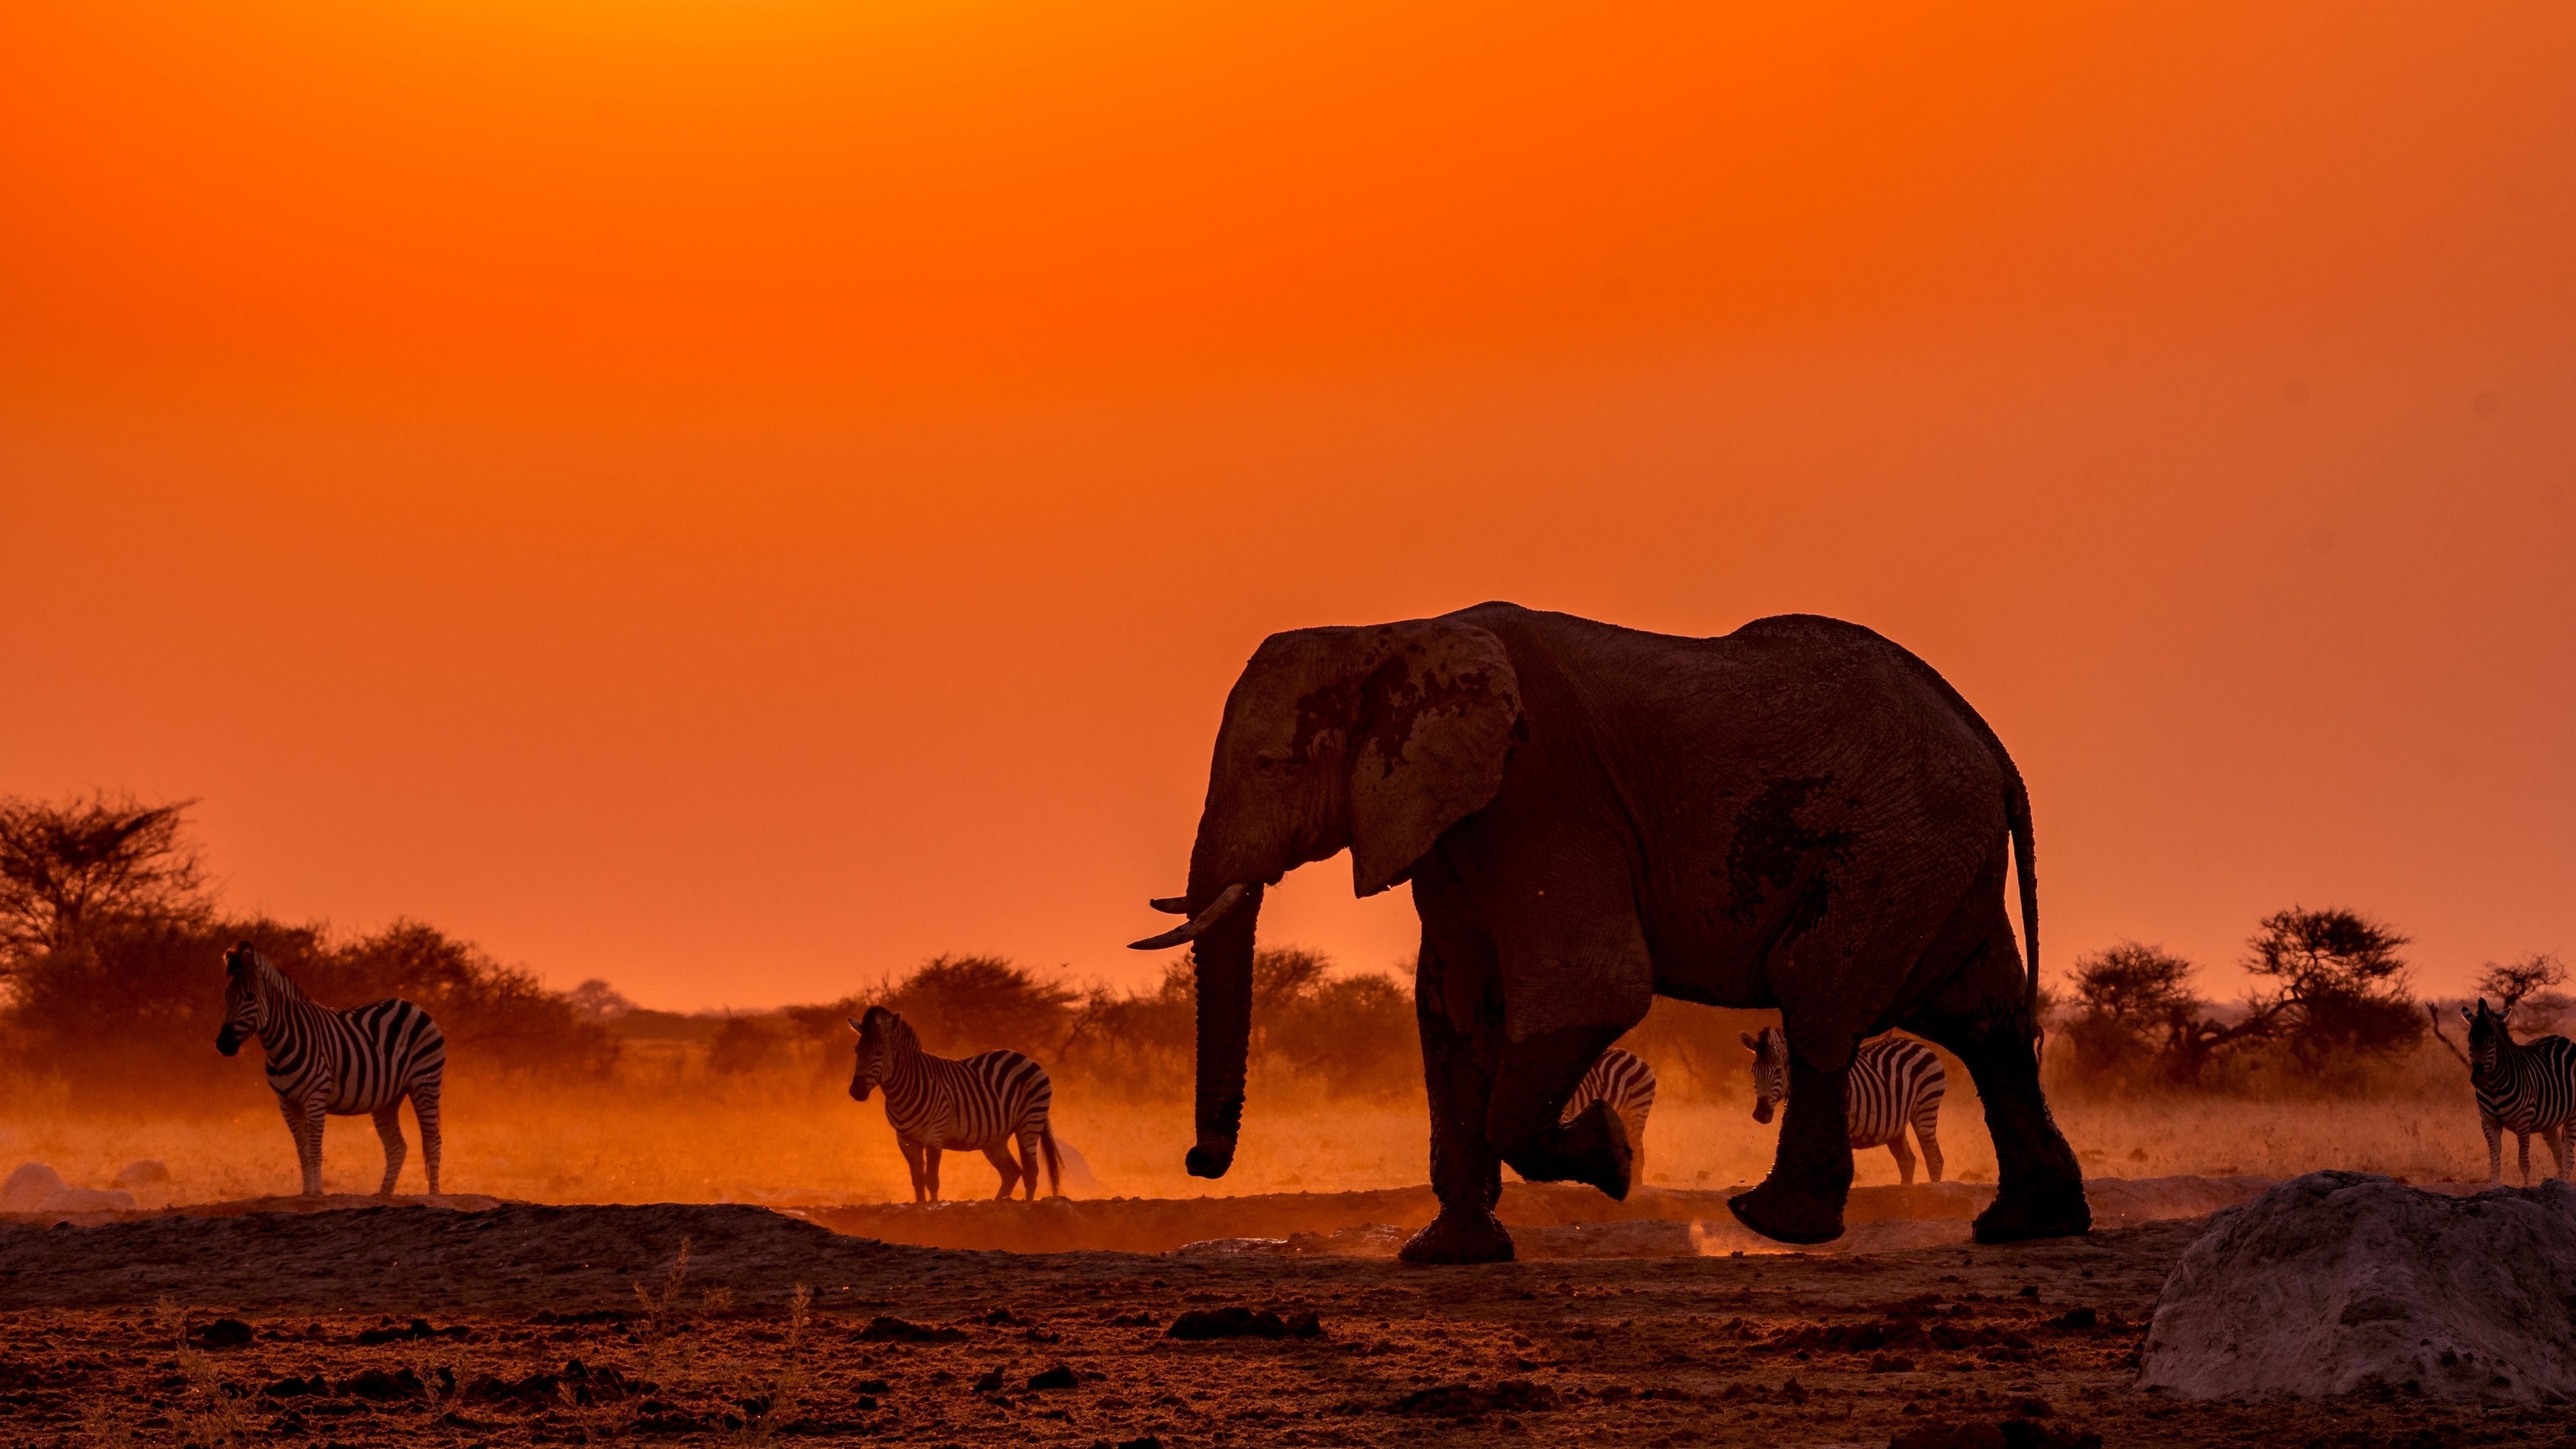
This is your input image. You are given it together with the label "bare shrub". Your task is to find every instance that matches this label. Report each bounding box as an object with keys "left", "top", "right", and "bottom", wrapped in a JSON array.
[
  {"left": 2060, "top": 941, "right": 2202, "bottom": 1084},
  {"left": 2475, "top": 952, "right": 2569, "bottom": 1034}
]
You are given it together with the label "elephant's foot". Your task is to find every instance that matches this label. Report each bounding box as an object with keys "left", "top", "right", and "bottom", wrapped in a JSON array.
[
  {"left": 1727, "top": 1176, "right": 1846, "bottom": 1245},
  {"left": 1399, "top": 1207, "right": 1515, "bottom": 1265},
  {"left": 1499, "top": 1103, "right": 1634, "bottom": 1202},
  {"left": 1971, "top": 1180, "right": 2092, "bottom": 1244}
]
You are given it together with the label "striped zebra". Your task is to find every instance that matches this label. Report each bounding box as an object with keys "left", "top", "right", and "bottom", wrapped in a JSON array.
[
  {"left": 215, "top": 943, "right": 446, "bottom": 1197},
  {"left": 1741, "top": 1026, "right": 1946, "bottom": 1185},
  {"left": 1562, "top": 1048, "right": 1658, "bottom": 1184},
  {"left": 2461, "top": 998, "right": 2576, "bottom": 1184},
  {"left": 847, "top": 1006, "right": 1061, "bottom": 1202}
]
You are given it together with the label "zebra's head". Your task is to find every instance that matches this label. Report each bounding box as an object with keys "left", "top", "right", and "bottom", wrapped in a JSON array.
[
  {"left": 1740, "top": 1026, "right": 1790, "bottom": 1124},
  {"left": 2464, "top": 998, "right": 2513, "bottom": 1075},
  {"left": 848, "top": 1006, "right": 911, "bottom": 1102},
  {"left": 216, "top": 942, "right": 264, "bottom": 1056}
]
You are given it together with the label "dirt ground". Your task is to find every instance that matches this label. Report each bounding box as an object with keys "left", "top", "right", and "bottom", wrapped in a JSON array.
[{"left": 2, "top": 1187, "right": 2570, "bottom": 1448}]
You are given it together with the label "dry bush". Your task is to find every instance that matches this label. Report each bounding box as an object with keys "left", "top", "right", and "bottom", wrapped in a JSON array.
[{"left": 1, "top": 914, "right": 617, "bottom": 1111}]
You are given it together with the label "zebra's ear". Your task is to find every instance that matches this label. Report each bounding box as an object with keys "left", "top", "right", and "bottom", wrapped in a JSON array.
[
  {"left": 847, "top": 1016, "right": 862, "bottom": 1035},
  {"left": 1739, "top": 1032, "right": 1759, "bottom": 1053},
  {"left": 2459, "top": 1005, "right": 2475, "bottom": 1025}
]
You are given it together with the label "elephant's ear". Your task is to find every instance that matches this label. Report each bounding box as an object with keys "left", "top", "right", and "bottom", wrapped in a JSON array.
[{"left": 1347, "top": 620, "right": 1521, "bottom": 897}]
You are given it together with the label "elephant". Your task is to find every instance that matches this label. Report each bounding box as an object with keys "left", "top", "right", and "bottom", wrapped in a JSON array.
[{"left": 1130, "top": 603, "right": 2088, "bottom": 1261}]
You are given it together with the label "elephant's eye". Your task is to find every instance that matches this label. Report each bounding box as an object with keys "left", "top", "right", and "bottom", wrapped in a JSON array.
[{"left": 1253, "top": 753, "right": 1282, "bottom": 777}]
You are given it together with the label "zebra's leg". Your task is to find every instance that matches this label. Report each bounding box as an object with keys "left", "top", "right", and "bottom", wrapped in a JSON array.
[
  {"left": 1624, "top": 1115, "right": 1647, "bottom": 1190},
  {"left": 283, "top": 1095, "right": 327, "bottom": 1197},
  {"left": 897, "top": 1137, "right": 928, "bottom": 1203},
  {"left": 982, "top": 1143, "right": 1021, "bottom": 1200},
  {"left": 924, "top": 1146, "right": 945, "bottom": 1202},
  {"left": 1916, "top": 1107, "right": 1946, "bottom": 1183},
  {"left": 2482, "top": 1114, "right": 2503, "bottom": 1183},
  {"left": 2518, "top": 1132, "right": 2533, "bottom": 1186},
  {"left": 1017, "top": 1129, "right": 1044, "bottom": 1200},
  {"left": 412, "top": 1079, "right": 444, "bottom": 1195},
  {"left": 1886, "top": 1128, "right": 1918, "bottom": 1187},
  {"left": 372, "top": 1102, "right": 409, "bottom": 1196},
  {"left": 2552, "top": 1125, "right": 2572, "bottom": 1182}
]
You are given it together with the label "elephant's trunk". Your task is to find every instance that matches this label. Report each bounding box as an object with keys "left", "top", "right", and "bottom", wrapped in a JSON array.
[{"left": 1186, "top": 881, "right": 1265, "bottom": 1178}]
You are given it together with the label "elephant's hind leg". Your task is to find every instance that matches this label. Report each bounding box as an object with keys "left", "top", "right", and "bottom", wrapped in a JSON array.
[
  {"left": 1728, "top": 1051, "right": 1854, "bottom": 1245},
  {"left": 1903, "top": 922, "right": 2088, "bottom": 1243}
]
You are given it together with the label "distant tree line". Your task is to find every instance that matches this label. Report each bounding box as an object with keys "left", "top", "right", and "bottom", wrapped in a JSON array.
[
  {"left": 700, "top": 948, "right": 1429, "bottom": 1100},
  {"left": 2055, "top": 903, "right": 2562, "bottom": 1095},
  {"left": 0, "top": 793, "right": 616, "bottom": 1109}
]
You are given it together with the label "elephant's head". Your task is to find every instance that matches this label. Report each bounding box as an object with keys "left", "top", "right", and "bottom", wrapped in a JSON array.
[
  {"left": 1133, "top": 617, "right": 1521, "bottom": 1179},
  {"left": 1741, "top": 1027, "right": 1789, "bottom": 1124}
]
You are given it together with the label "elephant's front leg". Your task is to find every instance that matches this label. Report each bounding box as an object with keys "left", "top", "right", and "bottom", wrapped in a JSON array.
[
  {"left": 1398, "top": 940, "right": 1512, "bottom": 1266},
  {"left": 1729, "top": 1053, "right": 1854, "bottom": 1245}
]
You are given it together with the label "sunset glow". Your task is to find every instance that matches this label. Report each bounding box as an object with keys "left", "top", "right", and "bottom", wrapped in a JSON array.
[{"left": 5, "top": 0, "right": 2570, "bottom": 1008}]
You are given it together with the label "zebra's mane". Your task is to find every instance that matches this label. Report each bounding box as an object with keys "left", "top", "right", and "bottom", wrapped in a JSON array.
[
  {"left": 234, "top": 949, "right": 315, "bottom": 1006},
  {"left": 861, "top": 1006, "right": 919, "bottom": 1058}
]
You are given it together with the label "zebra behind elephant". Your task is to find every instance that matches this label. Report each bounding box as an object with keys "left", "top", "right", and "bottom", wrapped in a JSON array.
[
  {"left": 1562, "top": 1048, "right": 1657, "bottom": 1185},
  {"left": 1742, "top": 1027, "right": 1946, "bottom": 1185},
  {"left": 847, "top": 1006, "right": 1061, "bottom": 1202},
  {"left": 216, "top": 943, "right": 445, "bottom": 1197},
  {"left": 2462, "top": 998, "right": 2576, "bottom": 1184}
]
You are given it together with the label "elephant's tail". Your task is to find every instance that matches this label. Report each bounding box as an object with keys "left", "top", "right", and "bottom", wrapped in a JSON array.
[{"left": 2004, "top": 764, "right": 2041, "bottom": 1041}]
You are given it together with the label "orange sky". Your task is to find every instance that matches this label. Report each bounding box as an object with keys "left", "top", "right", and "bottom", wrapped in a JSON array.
[{"left": 4, "top": 1, "right": 2571, "bottom": 1010}]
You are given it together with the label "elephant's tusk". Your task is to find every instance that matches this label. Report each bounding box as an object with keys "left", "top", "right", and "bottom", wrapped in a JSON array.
[
  {"left": 1128, "top": 883, "right": 1248, "bottom": 950},
  {"left": 1147, "top": 895, "right": 1191, "bottom": 915}
]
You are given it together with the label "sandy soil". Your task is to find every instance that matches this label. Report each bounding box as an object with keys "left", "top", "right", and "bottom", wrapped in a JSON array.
[{"left": 1, "top": 1185, "right": 2567, "bottom": 1448}]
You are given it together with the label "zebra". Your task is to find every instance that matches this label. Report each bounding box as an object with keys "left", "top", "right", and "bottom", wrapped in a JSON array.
[
  {"left": 1741, "top": 1026, "right": 1946, "bottom": 1185},
  {"left": 215, "top": 943, "right": 446, "bottom": 1197},
  {"left": 847, "top": 1006, "right": 1061, "bottom": 1202},
  {"left": 2460, "top": 998, "right": 2576, "bottom": 1184},
  {"left": 1562, "top": 1048, "right": 1658, "bottom": 1185}
]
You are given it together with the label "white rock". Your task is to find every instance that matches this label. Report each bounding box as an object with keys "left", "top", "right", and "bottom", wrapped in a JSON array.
[
  {"left": 113, "top": 1160, "right": 172, "bottom": 1190},
  {"left": 2138, "top": 1170, "right": 2576, "bottom": 1401},
  {"left": 1, "top": 1163, "right": 67, "bottom": 1211}
]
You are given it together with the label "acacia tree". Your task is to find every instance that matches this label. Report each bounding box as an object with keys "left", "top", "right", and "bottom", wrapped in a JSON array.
[
  {"left": 2475, "top": 952, "right": 2569, "bottom": 1033},
  {"left": 2243, "top": 906, "right": 2422, "bottom": 1064},
  {"left": 0, "top": 793, "right": 206, "bottom": 977}
]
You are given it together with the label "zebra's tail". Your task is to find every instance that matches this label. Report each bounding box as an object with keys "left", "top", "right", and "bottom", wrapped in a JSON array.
[{"left": 1039, "top": 1125, "right": 1063, "bottom": 1199}]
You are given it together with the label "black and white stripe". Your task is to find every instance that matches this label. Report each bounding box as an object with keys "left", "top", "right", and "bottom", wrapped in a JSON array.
[
  {"left": 2462, "top": 998, "right": 2576, "bottom": 1184},
  {"left": 1742, "top": 1026, "right": 1946, "bottom": 1185},
  {"left": 848, "top": 1006, "right": 1061, "bottom": 1202},
  {"left": 1562, "top": 1047, "right": 1658, "bottom": 1180},
  {"left": 216, "top": 943, "right": 446, "bottom": 1197}
]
